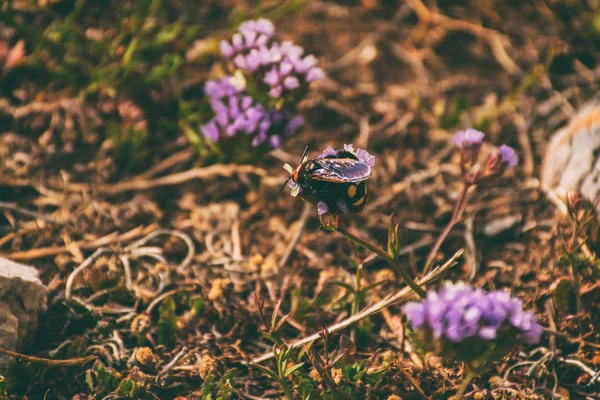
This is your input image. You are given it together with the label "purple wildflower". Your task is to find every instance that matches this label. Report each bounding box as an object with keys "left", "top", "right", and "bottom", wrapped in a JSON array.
[
  {"left": 403, "top": 282, "right": 543, "bottom": 345},
  {"left": 485, "top": 144, "right": 519, "bottom": 175},
  {"left": 219, "top": 19, "right": 274, "bottom": 60},
  {"left": 452, "top": 129, "right": 485, "bottom": 148},
  {"left": 499, "top": 144, "right": 519, "bottom": 167},
  {"left": 317, "top": 201, "right": 329, "bottom": 215},
  {"left": 220, "top": 19, "right": 324, "bottom": 98},
  {"left": 453, "top": 129, "right": 485, "bottom": 167},
  {"left": 201, "top": 76, "right": 304, "bottom": 149},
  {"left": 260, "top": 41, "right": 324, "bottom": 98}
]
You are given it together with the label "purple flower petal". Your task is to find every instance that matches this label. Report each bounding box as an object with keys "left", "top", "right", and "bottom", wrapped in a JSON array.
[
  {"left": 283, "top": 76, "right": 300, "bottom": 90},
  {"left": 453, "top": 129, "right": 485, "bottom": 148},
  {"left": 264, "top": 68, "right": 280, "bottom": 85},
  {"left": 284, "top": 115, "right": 305, "bottom": 136},
  {"left": 317, "top": 201, "right": 329, "bottom": 215},
  {"left": 279, "top": 61, "right": 293, "bottom": 76},
  {"left": 499, "top": 144, "right": 519, "bottom": 167},
  {"left": 232, "top": 33, "right": 244, "bottom": 51},
  {"left": 201, "top": 120, "right": 219, "bottom": 142},
  {"left": 233, "top": 54, "right": 247, "bottom": 70},
  {"left": 318, "top": 146, "right": 338, "bottom": 158},
  {"left": 270, "top": 135, "right": 281, "bottom": 149},
  {"left": 403, "top": 302, "right": 427, "bottom": 329},
  {"left": 240, "top": 96, "right": 253, "bottom": 111},
  {"left": 306, "top": 67, "right": 325, "bottom": 82},
  {"left": 252, "top": 131, "right": 267, "bottom": 147},
  {"left": 356, "top": 148, "right": 375, "bottom": 167},
  {"left": 269, "top": 85, "right": 283, "bottom": 98},
  {"left": 220, "top": 40, "right": 234, "bottom": 58},
  {"left": 239, "top": 18, "right": 275, "bottom": 37},
  {"left": 478, "top": 326, "right": 497, "bottom": 340},
  {"left": 244, "top": 50, "right": 261, "bottom": 72},
  {"left": 242, "top": 30, "right": 257, "bottom": 47}
]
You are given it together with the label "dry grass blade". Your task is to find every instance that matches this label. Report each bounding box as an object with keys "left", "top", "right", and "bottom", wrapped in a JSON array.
[
  {"left": 62, "top": 165, "right": 279, "bottom": 195},
  {"left": 0, "top": 223, "right": 159, "bottom": 261},
  {"left": 0, "top": 347, "right": 95, "bottom": 367}
]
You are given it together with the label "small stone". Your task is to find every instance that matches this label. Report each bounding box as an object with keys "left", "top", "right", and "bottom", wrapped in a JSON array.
[
  {"left": 542, "top": 97, "right": 600, "bottom": 209},
  {"left": 0, "top": 257, "right": 48, "bottom": 374}
]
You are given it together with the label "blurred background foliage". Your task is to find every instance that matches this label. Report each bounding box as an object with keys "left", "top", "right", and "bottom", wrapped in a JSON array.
[{"left": 0, "top": 0, "right": 308, "bottom": 170}]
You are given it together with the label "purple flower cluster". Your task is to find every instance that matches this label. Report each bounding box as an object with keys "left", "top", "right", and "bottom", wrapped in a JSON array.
[
  {"left": 220, "top": 18, "right": 324, "bottom": 98},
  {"left": 452, "top": 129, "right": 519, "bottom": 173},
  {"left": 201, "top": 76, "right": 304, "bottom": 148},
  {"left": 404, "top": 282, "right": 542, "bottom": 345}
]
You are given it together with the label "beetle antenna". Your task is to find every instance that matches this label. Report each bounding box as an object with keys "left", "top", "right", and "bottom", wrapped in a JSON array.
[
  {"left": 280, "top": 176, "right": 292, "bottom": 191},
  {"left": 281, "top": 147, "right": 309, "bottom": 192},
  {"left": 300, "top": 145, "right": 309, "bottom": 163}
]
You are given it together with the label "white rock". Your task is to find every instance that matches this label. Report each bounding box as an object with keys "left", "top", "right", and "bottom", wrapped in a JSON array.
[
  {"left": 0, "top": 257, "right": 48, "bottom": 374},
  {"left": 541, "top": 97, "right": 600, "bottom": 204}
]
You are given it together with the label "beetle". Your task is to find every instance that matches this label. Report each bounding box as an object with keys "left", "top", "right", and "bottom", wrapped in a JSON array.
[{"left": 281, "top": 146, "right": 372, "bottom": 214}]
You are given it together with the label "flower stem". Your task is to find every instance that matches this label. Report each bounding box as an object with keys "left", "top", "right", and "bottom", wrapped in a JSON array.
[
  {"left": 423, "top": 181, "right": 472, "bottom": 274},
  {"left": 335, "top": 225, "right": 426, "bottom": 298},
  {"left": 278, "top": 379, "right": 295, "bottom": 400},
  {"left": 452, "top": 366, "right": 476, "bottom": 400}
]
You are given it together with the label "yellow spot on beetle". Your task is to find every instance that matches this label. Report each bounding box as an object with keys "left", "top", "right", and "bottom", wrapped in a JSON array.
[
  {"left": 352, "top": 196, "right": 365, "bottom": 206},
  {"left": 347, "top": 184, "right": 357, "bottom": 198}
]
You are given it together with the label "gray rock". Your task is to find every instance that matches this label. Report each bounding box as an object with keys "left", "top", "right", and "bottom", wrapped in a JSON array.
[
  {"left": 542, "top": 97, "right": 600, "bottom": 205},
  {"left": 0, "top": 257, "right": 48, "bottom": 375}
]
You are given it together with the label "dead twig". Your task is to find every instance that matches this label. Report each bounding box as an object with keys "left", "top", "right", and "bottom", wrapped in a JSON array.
[
  {"left": 0, "top": 201, "right": 65, "bottom": 225},
  {"left": 0, "top": 347, "right": 95, "bottom": 367},
  {"left": 156, "top": 346, "right": 188, "bottom": 383},
  {"left": 0, "top": 97, "right": 82, "bottom": 119},
  {"left": 62, "top": 164, "right": 279, "bottom": 195},
  {"left": 0, "top": 223, "right": 159, "bottom": 261},
  {"left": 134, "top": 148, "right": 196, "bottom": 180},
  {"left": 65, "top": 228, "right": 195, "bottom": 301}
]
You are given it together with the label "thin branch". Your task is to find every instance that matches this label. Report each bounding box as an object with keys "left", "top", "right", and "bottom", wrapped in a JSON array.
[
  {"left": 0, "top": 223, "right": 159, "bottom": 261},
  {"left": 0, "top": 347, "right": 95, "bottom": 367},
  {"left": 0, "top": 201, "right": 65, "bottom": 225},
  {"left": 61, "top": 164, "right": 279, "bottom": 195}
]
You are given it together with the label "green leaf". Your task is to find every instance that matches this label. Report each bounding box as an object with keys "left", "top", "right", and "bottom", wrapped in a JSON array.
[
  {"left": 146, "top": 53, "right": 182, "bottom": 82},
  {"left": 329, "top": 281, "right": 356, "bottom": 294},
  {"left": 157, "top": 297, "right": 177, "bottom": 347},
  {"left": 284, "top": 362, "right": 305, "bottom": 378},
  {"left": 155, "top": 23, "right": 183, "bottom": 45},
  {"left": 252, "top": 362, "right": 280, "bottom": 381},
  {"left": 362, "top": 280, "right": 387, "bottom": 293}
]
